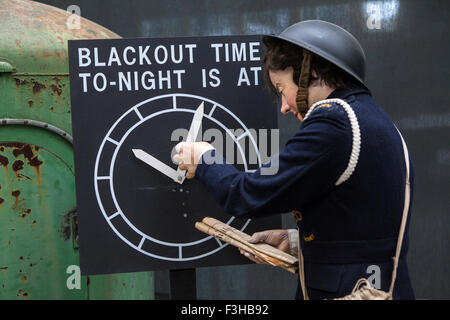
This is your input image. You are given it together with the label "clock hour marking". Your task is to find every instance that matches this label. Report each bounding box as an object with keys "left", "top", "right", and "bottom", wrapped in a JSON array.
[
  {"left": 215, "top": 238, "right": 223, "bottom": 247},
  {"left": 138, "top": 237, "right": 145, "bottom": 249},
  {"left": 178, "top": 246, "right": 182, "bottom": 259},
  {"left": 172, "top": 96, "right": 177, "bottom": 109},
  {"left": 96, "top": 176, "right": 111, "bottom": 180},
  {"left": 106, "top": 137, "right": 119, "bottom": 146},
  {"left": 108, "top": 211, "right": 120, "bottom": 220},
  {"left": 134, "top": 108, "right": 144, "bottom": 121},
  {"left": 208, "top": 103, "right": 217, "bottom": 116}
]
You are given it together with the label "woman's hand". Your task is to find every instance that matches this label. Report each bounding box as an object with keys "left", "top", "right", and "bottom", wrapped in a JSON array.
[
  {"left": 172, "top": 142, "right": 215, "bottom": 179},
  {"left": 239, "top": 229, "right": 298, "bottom": 264}
]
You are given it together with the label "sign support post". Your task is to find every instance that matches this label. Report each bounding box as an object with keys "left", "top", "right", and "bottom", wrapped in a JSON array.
[{"left": 170, "top": 268, "right": 196, "bottom": 300}]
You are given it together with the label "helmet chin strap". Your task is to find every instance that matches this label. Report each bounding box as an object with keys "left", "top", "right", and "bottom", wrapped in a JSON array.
[{"left": 295, "top": 49, "right": 312, "bottom": 117}]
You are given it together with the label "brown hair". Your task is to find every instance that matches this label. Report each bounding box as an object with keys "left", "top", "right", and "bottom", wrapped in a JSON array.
[{"left": 262, "top": 37, "right": 353, "bottom": 96}]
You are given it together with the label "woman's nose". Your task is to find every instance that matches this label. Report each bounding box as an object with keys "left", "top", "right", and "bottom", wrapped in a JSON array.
[{"left": 280, "top": 99, "right": 290, "bottom": 114}]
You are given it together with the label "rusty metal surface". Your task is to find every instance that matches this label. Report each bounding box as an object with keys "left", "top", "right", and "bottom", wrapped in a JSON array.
[
  {"left": 0, "top": 0, "right": 120, "bottom": 74},
  {"left": 0, "top": 142, "right": 79, "bottom": 298},
  {"left": 0, "top": 0, "right": 153, "bottom": 299}
]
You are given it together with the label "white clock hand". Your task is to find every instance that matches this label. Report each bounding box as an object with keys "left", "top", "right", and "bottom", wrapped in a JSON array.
[
  {"left": 186, "top": 102, "right": 204, "bottom": 143},
  {"left": 132, "top": 149, "right": 185, "bottom": 184},
  {"left": 176, "top": 102, "right": 204, "bottom": 179}
]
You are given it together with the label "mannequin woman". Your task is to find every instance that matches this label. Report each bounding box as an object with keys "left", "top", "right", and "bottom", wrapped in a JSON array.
[{"left": 173, "top": 20, "right": 415, "bottom": 300}]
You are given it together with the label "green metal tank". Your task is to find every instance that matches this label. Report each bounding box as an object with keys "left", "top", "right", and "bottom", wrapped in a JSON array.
[{"left": 0, "top": 0, "right": 154, "bottom": 299}]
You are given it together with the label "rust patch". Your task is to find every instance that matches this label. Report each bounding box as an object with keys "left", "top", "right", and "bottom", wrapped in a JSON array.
[
  {"left": 12, "top": 160, "right": 24, "bottom": 172},
  {"left": 29, "top": 156, "right": 43, "bottom": 167},
  {"left": 17, "top": 289, "right": 29, "bottom": 298},
  {"left": 50, "top": 84, "right": 62, "bottom": 96},
  {"left": 11, "top": 143, "right": 33, "bottom": 159},
  {"left": 0, "top": 267, "right": 8, "bottom": 271},
  {"left": 14, "top": 78, "right": 28, "bottom": 86},
  {"left": 0, "top": 197, "right": 3, "bottom": 205},
  {"left": 31, "top": 80, "right": 46, "bottom": 94},
  {"left": 12, "top": 190, "right": 20, "bottom": 208},
  {"left": 17, "top": 173, "right": 32, "bottom": 181},
  {"left": 61, "top": 208, "right": 77, "bottom": 241},
  {"left": 0, "top": 155, "right": 9, "bottom": 167},
  {"left": 5, "top": 143, "right": 43, "bottom": 184},
  {"left": 27, "top": 100, "right": 33, "bottom": 108}
]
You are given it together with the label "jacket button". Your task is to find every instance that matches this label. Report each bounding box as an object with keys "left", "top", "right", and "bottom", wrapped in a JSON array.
[{"left": 292, "top": 210, "right": 302, "bottom": 222}]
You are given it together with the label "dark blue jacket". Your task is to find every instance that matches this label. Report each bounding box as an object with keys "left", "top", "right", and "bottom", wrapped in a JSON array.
[{"left": 195, "top": 83, "right": 415, "bottom": 300}]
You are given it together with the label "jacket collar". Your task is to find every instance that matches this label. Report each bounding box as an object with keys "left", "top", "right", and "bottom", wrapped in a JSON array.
[{"left": 327, "top": 81, "right": 371, "bottom": 100}]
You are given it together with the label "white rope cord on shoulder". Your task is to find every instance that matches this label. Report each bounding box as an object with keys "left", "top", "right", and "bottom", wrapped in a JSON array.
[{"left": 304, "top": 98, "right": 361, "bottom": 186}]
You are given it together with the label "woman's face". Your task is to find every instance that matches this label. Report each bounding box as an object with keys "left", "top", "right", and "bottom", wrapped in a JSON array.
[
  {"left": 269, "top": 67, "right": 334, "bottom": 122},
  {"left": 269, "top": 67, "right": 303, "bottom": 121}
]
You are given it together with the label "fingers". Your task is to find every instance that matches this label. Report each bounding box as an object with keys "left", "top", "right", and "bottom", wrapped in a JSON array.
[
  {"left": 247, "top": 230, "right": 291, "bottom": 253},
  {"left": 172, "top": 142, "right": 214, "bottom": 180},
  {"left": 239, "top": 249, "right": 266, "bottom": 264},
  {"left": 248, "top": 231, "right": 270, "bottom": 244},
  {"left": 173, "top": 142, "right": 197, "bottom": 180},
  {"left": 173, "top": 142, "right": 195, "bottom": 165},
  {"left": 175, "top": 142, "right": 184, "bottom": 153},
  {"left": 173, "top": 154, "right": 182, "bottom": 165}
]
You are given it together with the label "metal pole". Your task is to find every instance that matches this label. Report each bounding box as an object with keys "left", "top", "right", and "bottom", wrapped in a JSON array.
[{"left": 169, "top": 268, "right": 196, "bottom": 300}]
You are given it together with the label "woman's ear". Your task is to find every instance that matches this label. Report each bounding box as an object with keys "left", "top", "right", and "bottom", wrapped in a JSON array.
[{"left": 309, "top": 69, "right": 321, "bottom": 87}]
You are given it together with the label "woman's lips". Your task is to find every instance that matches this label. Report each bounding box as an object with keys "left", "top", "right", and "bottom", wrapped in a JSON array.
[{"left": 293, "top": 112, "right": 302, "bottom": 121}]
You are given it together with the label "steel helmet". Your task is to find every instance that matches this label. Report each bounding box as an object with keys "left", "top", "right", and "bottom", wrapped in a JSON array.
[{"left": 263, "top": 20, "right": 366, "bottom": 84}]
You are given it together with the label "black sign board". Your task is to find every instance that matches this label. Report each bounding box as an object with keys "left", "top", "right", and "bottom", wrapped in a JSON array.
[{"left": 68, "top": 35, "right": 280, "bottom": 275}]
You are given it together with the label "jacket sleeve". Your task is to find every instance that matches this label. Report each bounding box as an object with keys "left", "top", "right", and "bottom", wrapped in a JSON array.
[{"left": 195, "top": 105, "right": 352, "bottom": 218}]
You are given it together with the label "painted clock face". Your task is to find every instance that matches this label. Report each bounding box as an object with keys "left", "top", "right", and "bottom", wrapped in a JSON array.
[{"left": 94, "top": 93, "right": 261, "bottom": 261}]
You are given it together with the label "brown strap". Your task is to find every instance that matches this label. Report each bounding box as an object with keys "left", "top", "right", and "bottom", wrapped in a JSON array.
[
  {"left": 297, "top": 229, "right": 309, "bottom": 300},
  {"left": 295, "top": 50, "right": 312, "bottom": 117},
  {"left": 388, "top": 128, "right": 411, "bottom": 294}
]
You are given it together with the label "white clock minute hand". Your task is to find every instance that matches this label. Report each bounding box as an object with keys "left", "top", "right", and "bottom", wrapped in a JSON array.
[
  {"left": 132, "top": 149, "right": 184, "bottom": 184},
  {"left": 176, "top": 102, "right": 204, "bottom": 179},
  {"left": 186, "top": 102, "right": 204, "bottom": 143}
]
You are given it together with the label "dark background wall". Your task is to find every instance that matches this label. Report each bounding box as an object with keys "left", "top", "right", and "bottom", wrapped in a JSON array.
[{"left": 36, "top": 0, "right": 450, "bottom": 299}]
